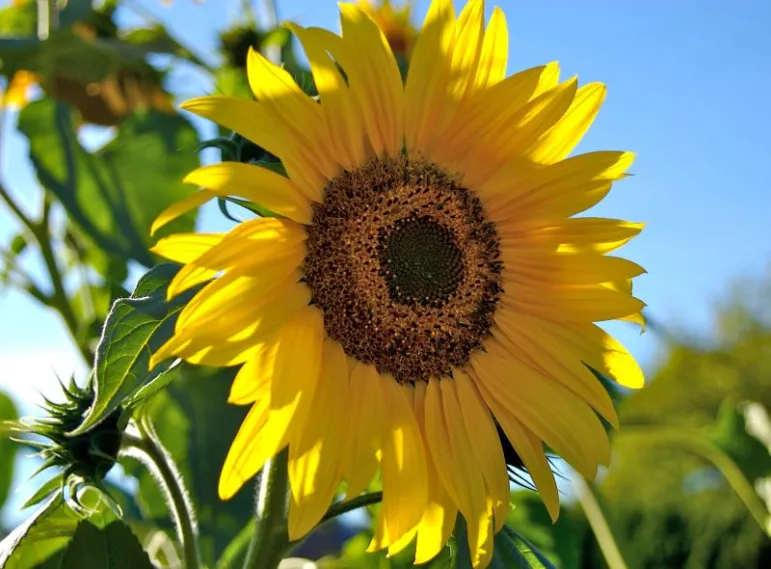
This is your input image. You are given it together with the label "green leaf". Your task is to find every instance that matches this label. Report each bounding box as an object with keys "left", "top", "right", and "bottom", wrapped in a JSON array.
[
  {"left": 0, "top": 392, "right": 18, "bottom": 511},
  {"left": 20, "top": 477, "right": 63, "bottom": 511},
  {"left": 9, "top": 234, "right": 27, "bottom": 255},
  {"left": 454, "top": 516, "right": 558, "bottom": 569},
  {"left": 124, "top": 366, "right": 253, "bottom": 566},
  {"left": 710, "top": 399, "right": 771, "bottom": 484},
  {"left": 0, "top": 490, "right": 117, "bottom": 569},
  {"left": 498, "top": 527, "right": 558, "bottom": 569},
  {"left": 60, "top": 520, "right": 154, "bottom": 569},
  {"left": 18, "top": 100, "right": 199, "bottom": 269},
  {"left": 70, "top": 264, "right": 196, "bottom": 435}
]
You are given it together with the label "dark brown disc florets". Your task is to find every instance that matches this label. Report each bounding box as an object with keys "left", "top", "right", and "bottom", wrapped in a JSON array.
[{"left": 303, "top": 156, "right": 502, "bottom": 383}]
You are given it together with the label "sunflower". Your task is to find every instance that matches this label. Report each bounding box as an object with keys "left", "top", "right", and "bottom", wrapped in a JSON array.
[
  {"left": 150, "top": 0, "right": 646, "bottom": 565},
  {"left": 357, "top": 0, "right": 416, "bottom": 58}
]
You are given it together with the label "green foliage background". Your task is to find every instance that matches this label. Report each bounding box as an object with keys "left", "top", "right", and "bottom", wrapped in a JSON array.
[{"left": 0, "top": 1, "right": 769, "bottom": 568}]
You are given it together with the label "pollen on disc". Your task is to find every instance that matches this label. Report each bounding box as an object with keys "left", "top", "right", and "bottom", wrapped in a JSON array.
[{"left": 304, "top": 156, "right": 503, "bottom": 384}]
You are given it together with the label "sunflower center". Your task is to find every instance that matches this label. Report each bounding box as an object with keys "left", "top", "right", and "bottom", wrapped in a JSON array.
[
  {"left": 304, "top": 156, "right": 502, "bottom": 384},
  {"left": 379, "top": 216, "right": 463, "bottom": 307}
]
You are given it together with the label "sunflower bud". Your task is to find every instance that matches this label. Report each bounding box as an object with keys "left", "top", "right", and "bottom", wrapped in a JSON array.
[{"left": 13, "top": 378, "right": 124, "bottom": 512}]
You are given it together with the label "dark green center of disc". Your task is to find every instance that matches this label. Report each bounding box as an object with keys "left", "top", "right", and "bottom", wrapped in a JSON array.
[{"left": 378, "top": 216, "right": 464, "bottom": 307}]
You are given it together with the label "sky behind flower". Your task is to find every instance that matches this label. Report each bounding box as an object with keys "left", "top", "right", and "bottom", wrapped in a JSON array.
[{"left": 2, "top": 0, "right": 771, "bottom": 405}]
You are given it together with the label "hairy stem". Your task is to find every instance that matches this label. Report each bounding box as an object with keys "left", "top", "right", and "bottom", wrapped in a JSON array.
[
  {"left": 243, "top": 450, "right": 290, "bottom": 569},
  {"left": 122, "top": 420, "right": 201, "bottom": 569}
]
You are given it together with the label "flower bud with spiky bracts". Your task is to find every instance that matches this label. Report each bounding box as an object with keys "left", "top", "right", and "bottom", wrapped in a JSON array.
[{"left": 11, "top": 377, "right": 124, "bottom": 515}]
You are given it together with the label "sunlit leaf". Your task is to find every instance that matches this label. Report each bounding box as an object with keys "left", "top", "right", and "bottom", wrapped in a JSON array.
[
  {"left": 70, "top": 263, "right": 196, "bottom": 436},
  {"left": 0, "top": 490, "right": 117, "bottom": 569},
  {"left": 18, "top": 100, "right": 198, "bottom": 268}
]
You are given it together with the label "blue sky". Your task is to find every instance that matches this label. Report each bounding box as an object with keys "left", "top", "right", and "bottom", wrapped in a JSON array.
[{"left": 1, "top": 0, "right": 770, "bottom": 517}]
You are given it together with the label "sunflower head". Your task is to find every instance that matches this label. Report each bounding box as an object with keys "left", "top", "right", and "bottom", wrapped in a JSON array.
[
  {"left": 13, "top": 379, "right": 124, "bottom": 511},
  {"left": 357, "top": 0, "right": 416, "bottom": 59},
  {"left": 151, "top": 0, "right": 645, "bottom": 565}
]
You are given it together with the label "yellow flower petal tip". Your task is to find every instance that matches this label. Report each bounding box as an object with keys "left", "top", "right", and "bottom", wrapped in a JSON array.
[{"left": 152, "top": 1, "right": 645, "bottom": 564}]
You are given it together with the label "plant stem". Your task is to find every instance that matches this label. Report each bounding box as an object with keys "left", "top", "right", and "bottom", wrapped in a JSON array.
[
  {"left": 618, "top": 426, "right": 771, "bottom": 536},
  {"left": 573, "top": 476, "right": 629, "bottom": 569},
  {"left": 243, "top": 450, "right": 291, "bottom": 569},
  {"left": 122, "top": 421, "right": 201, "bottom": 569},
  {"left": 321, "top": 491, "right": 383, "bottom": 523}
]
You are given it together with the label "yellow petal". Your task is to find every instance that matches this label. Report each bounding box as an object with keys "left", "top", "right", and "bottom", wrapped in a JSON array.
[
  {"left": 287, "top": 339, "right": 350, "bottom": 540},
  {"left": 175, "top": 271, "right": 306, "bottom": 338},
  {"left": 218, "top": 398, "right": 271, "bottom": 499},
  {"left": 472, "top": 351, "right": 610, "bottom": 478},
  {"left": 285, "top": 24, "right": 365, "bottom": 169},
  {"left": 551, "top": 218, "right": 645, "bottom": 254},
  {"left": 404, "top": 0, "right": 455, "bottom": 154},
  {"left": 493, "top": 309, "right": 618, "bottom": 428},
  {"left": 342, "top": 362, "right": 387, "bottom": 498},
  {"left": 151, "top": 190, "right": 213, "bottom": 236},
  {"left": 527, "top": 82, "right": 607, "bottom": 164},
  {"left": 335, "top": 3, "right": 405, "bottom": 157},
  {"left": 453, "top": 370, "right": 510, "bottom": 531},
  {"left": 424, "top": 378, "right": 492, "bottom": 566},
  {"left": 411, "top": 381, "right": 459, "bottom": 564},
  {"left": 246, "top": 48, "right": 338, "bottom": 185},
  {"left": 150, "top": 233, "right": 225, "bottom": 264},
  {"left": 434, "top": 64, "right": 556, "bottom": 170},
  {"left": 228, "top": 342, "right": 278, "bottom": 405},
  {"left": 180, "top": 96, "right": 323, "bottom": 200},
  {"left": 498, "top": 251, "right": 646, "bottom": 288},
  {"left": 437, "top": 379, "right": 495, "bottom": 567},
  {"left": 448, "top": 0, "right": 485, "bottom": 102},
  {"left": 492, "top": 78, "right": 578, "bottom": 160},
  {"left": 501, "top": 279, "right": 646, "bottom": 323},
  {"left": 563, "top": 322, "right": 645, "bottom": 389},
  {"left": 474, "top": 374, "right": 560, "bottom": 521},
  {"left": 183, "top": 162, "right": 313, "bottom": 223},
  {"left": 379, "top": 374, "right": 428, "bottom": 542},
  {"left": 166, "top": 217, "right": 305, "bottom": 299},
  {"left": 218, "top": 306, "right": 324, "bottom": 499},
  {"left": 473, "top": 7, "right": 508, "bottom": 90}
]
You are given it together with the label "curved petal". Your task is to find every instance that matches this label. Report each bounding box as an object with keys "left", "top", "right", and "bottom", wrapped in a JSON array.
[
  {"left": 286, "top": 24, "right": 366, "bottom": 169},
  {"left": 331, "top": 4, "right": 405, "bottom": 157},
  {"left": 287, "top": 339, "right": 350, "bottom": 539},
  {"left": 218, "top": 306, "right": 324, "bottom": 499},
  {"left": 527, "top": 82, "right": 607, "bottom": 164},
  {"left": 453, "top": 370, "right": 510, "bottom": 531},
  {"left": 410, "top": 381, "right": 459, "bottom": 564},
  {"left": 471, "top": 351, "right": 611, "bottom": 478},
  {"left": 424, "top": 378, "right": 494, "bottom": 568},
  {"left": 473, "top": 7, "right": 508, "bottom": 90},
  {"left": 379, "top": 374, "right": 428, "bottom": 542},
  {"left": 180, "top": 96, "right": 324, "bottom": 200},
  {"left": 183, "top": 162, "right": 313, "bottom": 223},
  {"left": 166, "top": 217, "right": 305, "bottom": 298},
  {"left": 473, "top": 373, "right": 560, "bottom": 521},
  {"left": 151, "top": 233, "right": 225, "bottom": 264},
  {"left": 342, "top": 362, "right": 387, "bottom": 498},
  {"left": 404, "top": 0, "right": 455, "bottom": 155}
]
